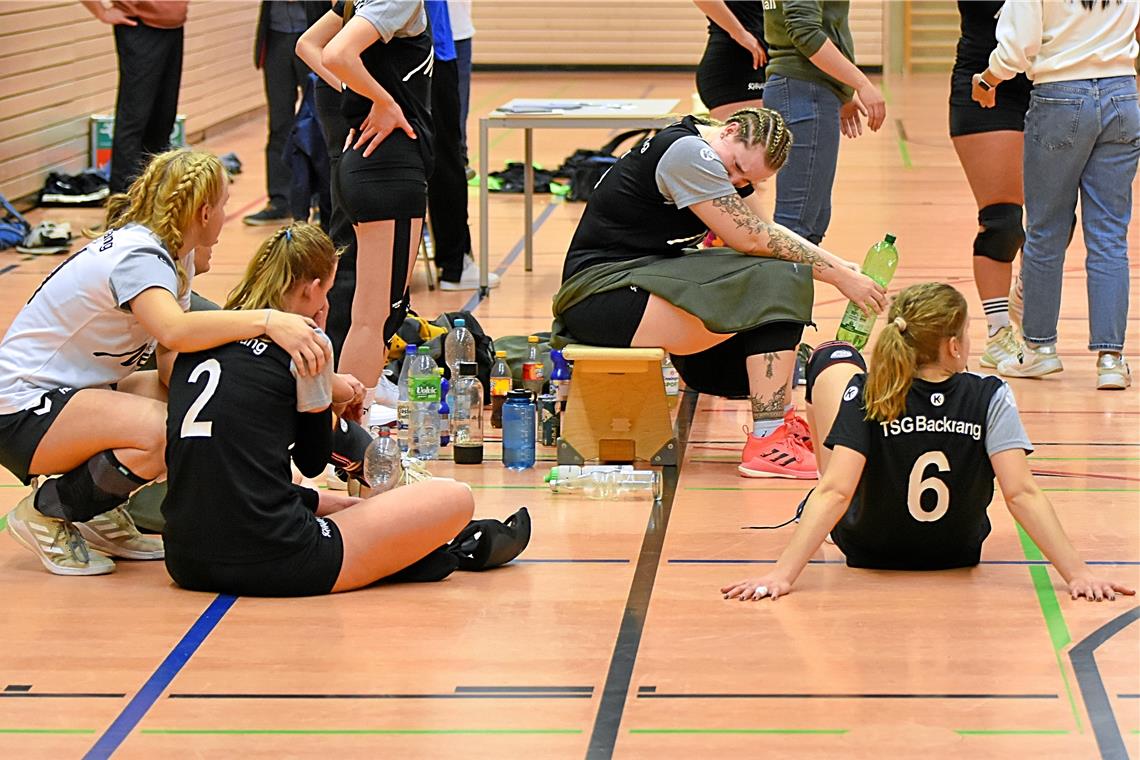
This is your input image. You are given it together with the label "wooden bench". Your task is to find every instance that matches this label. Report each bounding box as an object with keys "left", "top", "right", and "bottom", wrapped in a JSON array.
[{"left": 557, "top": 345, "right": 677, "bottom": 466}]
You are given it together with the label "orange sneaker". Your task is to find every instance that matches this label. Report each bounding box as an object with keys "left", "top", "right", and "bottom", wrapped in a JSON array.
[
  {"left": 783, "top": 412, "right": 814, "bottom": 452},
  {"left": 739, "top": 412, "right": 819, "bottom": 479}
]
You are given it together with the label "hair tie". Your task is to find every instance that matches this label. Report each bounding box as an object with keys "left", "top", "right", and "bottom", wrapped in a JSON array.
[
  {"left": 284, "top": 228, "right": 293, "bottom": 242},
  {"left": 893, "top": 316, "right": 907, "bottom": 333}
]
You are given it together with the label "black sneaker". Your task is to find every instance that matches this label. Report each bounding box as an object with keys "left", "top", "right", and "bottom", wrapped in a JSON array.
[
  {"left": 242, "top": 206, "right": 291, "bottom": 226},
  {"left": 40, "top": 171, "right": 109, "bottom": 206}
]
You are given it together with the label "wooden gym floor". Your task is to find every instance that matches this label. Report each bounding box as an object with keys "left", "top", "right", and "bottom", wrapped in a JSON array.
[{"left": 0, "top": 72, "right": 1137, "bottom": 760}]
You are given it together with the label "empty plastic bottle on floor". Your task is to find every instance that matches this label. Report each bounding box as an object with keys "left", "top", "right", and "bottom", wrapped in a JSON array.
[
  {"left": 547, "top": 469, "right": 662, "bottom": 500},
  {"left": 363, "top": 428, "right": 402, "bottom": 493},
  {"left": 546, "top": 465, "right": 634, "bottom": 482},
  {"left": 409, "top": 345, "right": 440, "bottom": 460},
  {"left": 444, "top": 317, "right": 476, "bottom": 382},
  {"left": 451, "top": 362, "right": 485, "bottom": 464},
  {"left": 396, "top": 344, "right": 417, "bottom": 452},
  {"left": 490, "top": 350, "right": 512, "bottom": 429},
  {"left": 836, "top": 233, "right": 900, "bottom": 350},
  {"left": 521, "top": 335, "right": 545, "bottom": 397}
]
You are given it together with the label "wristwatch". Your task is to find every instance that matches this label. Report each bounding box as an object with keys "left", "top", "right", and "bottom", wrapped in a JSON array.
[{"left": 977, "top": 73, "right": 996, "bottom": 91}]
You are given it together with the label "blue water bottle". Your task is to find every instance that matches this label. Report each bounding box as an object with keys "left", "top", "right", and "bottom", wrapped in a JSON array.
[{"left": 502, "top": 390, "right": 536, "bottom": 470}]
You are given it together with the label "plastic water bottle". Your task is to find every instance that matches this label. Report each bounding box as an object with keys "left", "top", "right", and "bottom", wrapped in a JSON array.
[
  {"left": 521, "top": 335, "right": 545, "bottom": 398},
  {"left": 662, "top": 356, "right": 680, "bottom": 396},
  {"left": 546, "top": 465, "right": 634, "bottom": 482},
  {"left": 444, "top": 317, "right": 476, "bottom": 382},
  {"left": 438, "top": 372, "right": 450, "bottom": 448},
  {"left": 451, "top": 361, "right": 485, "bottom": 465},
  {"left": 490, "top": 350, "right": 512, "bottom": 429},
  {"left": 363, "top": 428, "right": 402, "bottom": 493},
  {"left": 547, "top": 469, "right": 662, "bottom": 500},
  {"left": 396, "top": 344, "right": 417, "bottom": 453},
  {"left": 501, "top": 389, "right": 536, "bottom": 470},
  {"left": 549, "top": 349, "right": 571, "bottom": 412},
  {"left": 409, "top": 345, "right": 440, "bottom": 460},
  {"left": 836, "top": 234, "right": 900, "bottom": 350}
]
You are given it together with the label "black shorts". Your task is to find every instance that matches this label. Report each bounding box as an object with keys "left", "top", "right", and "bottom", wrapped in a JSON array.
[
  {"left": 559, "top": 286, "right": 651, "bottom": 348},
  {"left": 0, "top": 387, "right": 76, "bottom": 485},
  {"left": 672, "top": 321, "right": 803, "bottom": 399},
  {"left": 335, "top": 131, "right": 427, "bottom": 224},
  {"left": 165, "top": 515, "right": 345, "bottom": 597},
  {"left": 804, "top": 341, "right": 867, "bottom": 404},
  {"left": 948, "top": 67, "right": 1031, "bottom": 137},
  {"left": 830, "top": 509, "right": 982, "bottom": 571},
  {"left": 696, "top": 34, "right": 766, "bottom": 110}
]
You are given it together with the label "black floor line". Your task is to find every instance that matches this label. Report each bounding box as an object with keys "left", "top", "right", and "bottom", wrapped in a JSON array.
[
  {"left": 1069, "top": 605, "right": 1140, "bottom": 760},
  {"left": 636, "top": 691, "right": 1059, "bottom": 700},
  {"left": 586, "top": 389, "right": 698, "bottom": 760},
  {"left": 167, "top": 692, "right": 591, "bottom": 700}
]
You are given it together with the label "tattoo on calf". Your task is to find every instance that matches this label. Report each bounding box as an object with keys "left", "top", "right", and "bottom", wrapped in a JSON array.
[
  {"left": 750, "top": 385, "right": 787, "bottom": 420},
  {"left": 710, "top": 193, "right": 831, "bottom": 271},
  {"left": 764, "top": 352, "right": 777, "bottom": 379}
]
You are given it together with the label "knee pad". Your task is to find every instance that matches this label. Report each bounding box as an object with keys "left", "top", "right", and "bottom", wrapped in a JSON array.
[
  {"left": 974, "top": 203, "right": 1024, "bottom": 263},
  {"left": 330, "top": 417, "right": 373, "bottom": 481}
]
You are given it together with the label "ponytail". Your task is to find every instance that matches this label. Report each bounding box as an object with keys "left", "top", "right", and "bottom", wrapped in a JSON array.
[{"left": 225, "top": 223, "right": 339, "bottom": 312}]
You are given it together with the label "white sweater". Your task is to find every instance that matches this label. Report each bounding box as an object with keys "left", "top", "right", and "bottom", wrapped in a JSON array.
[{"left": 988, "top": 0, "right": 1139, "bottom": 84}]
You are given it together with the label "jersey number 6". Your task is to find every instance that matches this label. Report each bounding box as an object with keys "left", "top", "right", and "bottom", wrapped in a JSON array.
[
  {"left": 180, "top": 358, "right": 221, "bottom": 439},
  {"left": 907, "top": 451, "right": 950, "bottom": 522}
]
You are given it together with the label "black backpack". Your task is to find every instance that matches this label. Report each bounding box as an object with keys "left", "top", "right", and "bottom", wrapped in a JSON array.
[{"left": 559, "top": 129, "right": 654, "bottom": 202}]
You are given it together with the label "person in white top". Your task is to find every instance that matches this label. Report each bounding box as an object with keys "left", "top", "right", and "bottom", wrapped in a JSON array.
[
  {"left": 972, "top": 0, "right": 1140, "bottom": 390},
  {"left": 1, "top": 149, "right": 333, "bottom": 576}
]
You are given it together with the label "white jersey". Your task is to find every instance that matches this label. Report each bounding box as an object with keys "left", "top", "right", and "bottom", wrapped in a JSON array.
[{"left": 0, "top": 223, "right": 193, "bottom": 414}]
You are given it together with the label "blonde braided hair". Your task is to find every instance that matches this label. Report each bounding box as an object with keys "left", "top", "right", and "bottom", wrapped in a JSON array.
[
  {"left": 103, "top": 149, "right": 226, "bottom": 293},
  {"left": 225, "top": 223, "right": 339, "bottom": 312},
  {"left": 699, "top": 107, "right": 793, "bottom": 171}
]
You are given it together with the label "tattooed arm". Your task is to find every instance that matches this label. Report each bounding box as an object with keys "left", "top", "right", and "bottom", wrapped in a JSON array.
[{"left": 691, "top": 192, "right": 888, "bottom": 314}]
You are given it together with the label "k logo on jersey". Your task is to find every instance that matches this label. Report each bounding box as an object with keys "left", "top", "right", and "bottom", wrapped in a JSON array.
[
  {"left": 843, "top": 385, "right": 859, "bottom": 402},
  {"left": 931, "top": 393, "right": 945, "bottom": 407},
  {"left": 699, "top": 147, "right": 718, "bottom": 162}
]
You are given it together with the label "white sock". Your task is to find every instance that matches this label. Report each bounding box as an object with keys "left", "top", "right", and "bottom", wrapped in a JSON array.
[
  {"left": 982, "top": 297, "right": 1010, "bottom": 337},
  {"left": 751, "top": 417, "right": 782, "bottom": 438}
]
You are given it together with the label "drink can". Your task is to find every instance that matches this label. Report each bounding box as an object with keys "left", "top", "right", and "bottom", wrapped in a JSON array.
[{"left": 538, "top": 394, "right": 560, "bottom": 446}]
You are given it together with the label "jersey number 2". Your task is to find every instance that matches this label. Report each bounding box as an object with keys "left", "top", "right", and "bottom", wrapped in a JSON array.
[
  {"left": 180, "top": 359, "right": 221, "bottom": 439},
  {"left": 907, "top": 451, "right": 950, "bottom": 522}
]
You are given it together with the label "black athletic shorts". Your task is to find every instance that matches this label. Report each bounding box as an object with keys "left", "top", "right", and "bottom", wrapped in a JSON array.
[
  {"left": 335, "top": 131, "right": 427, "bottom": 224},
  {"left": 948, "top": 67, "right": 1031, "bottom": 137},
  {"left": 0, "top": 387, "right": 77, "bottom": 485},
  {"left": 165, "top": 515, "right": 345, "bottom": 597},
  {"left": 831, "top": 511, "right": 982, "bottom": 571},
  {"left": 804, "top": 341, "right": 867, "bottom": 404},
  {"left": 560, "top": 286, "right": 651, "bottom": 348},
  {"left": 696, "top": 34, "right": 766, "bottom": 110}
]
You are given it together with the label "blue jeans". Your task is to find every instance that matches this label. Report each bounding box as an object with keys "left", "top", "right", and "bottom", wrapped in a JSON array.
[
  {"left": 764, "top": 74, "right": 842, "bottom": 244},
  {"left": 454, "top": 37, "right": 473, "bottom": 160},
  {"left": 1021, "top": 76, "right": 1140, "bottom": 352}
]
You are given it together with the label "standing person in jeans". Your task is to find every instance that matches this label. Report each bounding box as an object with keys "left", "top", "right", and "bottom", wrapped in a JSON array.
[
  {"left": 80, "top": 0, "right": 188, "bottom": 195},
  {"left": 760, "top": 0, "right": 886, "bottom": 446},
  {"left": 447, "top": 0, "right": 475, "bottom": 174},
  {"left": 974, "top": 0, "right": 1139, "bottom": 389},
  {"left": 245, "top": 1, "right": 329, "bottom": 226}
]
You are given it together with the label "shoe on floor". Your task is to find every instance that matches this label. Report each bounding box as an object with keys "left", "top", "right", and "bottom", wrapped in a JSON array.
[
  {"left": 1096, "top": 353, "right": 1132, "bottom": 390},
  {"left": 739, "top": 411, "right": 818, "bottom": 479},
  {"left": 16, "top": 221, "right": 72, "bottom": 255},
  {"left": 439, "top": 256, "right": 501, "bottom": 291},
  {"left": 997, "top": 343, "right": 1063, "bottom": 379},
  {"left": 242, "top": 205, "right": 291, "bottom": 226},
  {"left": 400, "top": 454, "right": 433, "bottom": 485},
  {"left": 7, "top": 490, "right": 115, "bottom": 575},
  {"left": 980, "top": 325, "right": 1022, "bottom": 369},
  {"left": 76, "top": 505, "right": 164, "bottom": 560}
]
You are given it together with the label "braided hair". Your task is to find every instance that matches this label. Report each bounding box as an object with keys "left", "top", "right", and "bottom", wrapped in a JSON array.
[
  {"left": 225, "top": 223, "right": 340, "bottom": 312},
  {"left": 698, "top": 107, "right": 793, "bottom": 171},
  {"left": 103, "top": 149, "right": 225, "bottom": 294}
]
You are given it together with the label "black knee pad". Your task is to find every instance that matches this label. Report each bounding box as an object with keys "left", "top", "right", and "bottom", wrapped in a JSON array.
[
  {"left": 330, "top": 417, "right": 372, "bottom": 481},
  {"left": 974, "top": 203, "right": 1024, "bottom": 263}
]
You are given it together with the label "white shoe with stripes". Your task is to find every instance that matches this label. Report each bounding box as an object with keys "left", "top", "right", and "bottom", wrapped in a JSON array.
[
  {"left": 6, "top": 490, "right": 115, "bottom": 576},
  {"left": 76, "top": 505, "right": 164, "bottom": 560}
]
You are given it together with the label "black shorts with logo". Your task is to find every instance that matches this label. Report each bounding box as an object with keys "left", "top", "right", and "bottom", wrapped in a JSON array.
[
  {"left": 0, "top": 387, "right": 76, "bottom": 485},
  {"left": 696, "top": 34, "right": 766, "bottom": 110},
  {"left": 804, "top": 341, "right": 867, "bottom": 404}
]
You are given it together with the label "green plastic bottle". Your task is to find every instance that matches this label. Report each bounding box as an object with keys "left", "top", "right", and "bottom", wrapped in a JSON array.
[{"left": 836, "top": 234, "right": 899, "bottom": 350}]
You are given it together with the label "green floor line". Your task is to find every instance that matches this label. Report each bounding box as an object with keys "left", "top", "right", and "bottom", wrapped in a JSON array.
[
  {"left": 684, "top": 486, "right": 810, "bottom": 492},
  {"left": 629, "top": 728, "right": 847, "bottom": 735},
  {"left": 0, "top": 728, "right": 95, "bottom": 734},
  {"left": 956, "top": 729, "right": 1071, "bottom": 736},
  {"left": 139, "top": 728, "right": 581, "bottom": 736},
  {"left": 467, "top": 485, "right": 547, "bottom": 491},
  {"left": 896, "top": 135, "right": 913, "bottom": 169},
  {"left": 1030, "top": 457, "right": 1140, "bottom": 462},
  {"left": 1041, "top": 488, "right": 1138, "bottom": 493},
  {"left": 1018, "top": 525, "right": 1083, "bottom": 733},
  {"left": 0, "top": 515, "right": 6, "bottom": 532}
]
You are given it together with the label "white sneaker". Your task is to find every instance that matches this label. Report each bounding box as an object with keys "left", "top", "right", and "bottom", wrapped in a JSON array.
[
  {"left": 1096, "top": 353, "right": 1132, "bottom": 390},
  {"left": 980, "top": 326, "right": 1022, "bottom": 369},
  {"left": 325, "top": 464, "right": 349, "bottom": 491},
  {"left": 7, "top": 490, "right": 115, "bottom": 575},
  {"left": 439, "top": 256, "right": 501, "bottom": 291},
  {"left": 399, "top": 454, "right": 433, "bottom": 485},
  {"left": 1009, "top": 273, "right": 1024, "bottom": 332},
  {"left": 77, "top": 505, "right": 164, "bottom": 560},
  {"left": 997, "top": 343, "right": 1063, "bottom": 379}
]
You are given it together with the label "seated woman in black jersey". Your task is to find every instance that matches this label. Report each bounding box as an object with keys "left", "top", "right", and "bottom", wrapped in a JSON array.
[
  {"left": 162, "top": 224, "right": 474, "bottom": 597},
  {"left": 555, "top": 107, "right": 886, "bottom": 481},
  {"left": 296, "top": 0, "right": 433, "bottom": 416},
  {"left": 721, "top": 282, "right": 1134, "bottom": 603}
]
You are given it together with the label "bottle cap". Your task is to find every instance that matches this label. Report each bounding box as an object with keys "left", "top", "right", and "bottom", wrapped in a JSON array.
[
  {"left": 884, "top": 233, "right": 896, "bottom": 244},
  {"left": 405, "top": 344, "right": 417, "bottom": 354},
  {"left": 496, "top": 350, "right": 507, "bottom": 358},
  {"left": 417, "top": 345, "right": 431, "bottom": 354},
  {"left": 528, "top": 335, "right": 538, "bottom": 343},
  {"left": 454, "top": 318, "right": 465, "bottom": 327},
  {"left": 545, "top": 467, "right": 559, "bottom": 483},
  {"left": 458, "top": 361, "right": 477, "bottom": 376},
  {"left": 507, "top": 389, "right": 532, "bottom": 401}
]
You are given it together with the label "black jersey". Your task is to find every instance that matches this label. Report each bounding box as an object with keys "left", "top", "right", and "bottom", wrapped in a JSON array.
[
  {"left": 825, "top": 371, "right": 1027, "bottom": 570},
  {"left": 952, "top": 1, "right": 1031, "bottom": 106},
  {"left": 563, "top": 116, "right": 751, "bottom": 280},
  {"left": 708, "top": 0, "right": 765, "bottom": 41},
  {"left": 162, "top": 338, "right": 333, "bottom": 564}
]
